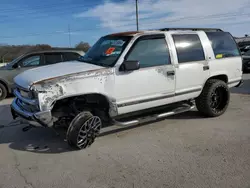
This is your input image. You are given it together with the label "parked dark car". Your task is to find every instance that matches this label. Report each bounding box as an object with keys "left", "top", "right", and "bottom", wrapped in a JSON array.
[
  {"left": 240, "top": 45, "right": 250, "bottom": 55},
  {"left": 0, "top": 50, "right": 85, "bottom": 100},
  {"left": 242, "top": 49, "right": 250, "bottom": 72}
]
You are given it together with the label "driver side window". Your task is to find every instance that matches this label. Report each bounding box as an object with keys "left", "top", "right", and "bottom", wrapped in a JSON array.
[
  {"left": 20, "top": 55, "right": 41, "bottom": 67},
  {"left": 126, "top": 36, "right": 171, "bottom": 68}
]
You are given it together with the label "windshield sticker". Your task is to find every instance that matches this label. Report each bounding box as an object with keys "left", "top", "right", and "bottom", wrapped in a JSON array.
[
  {"left": 216, "top": 54, "right": 223, "bottom": 59},
  {"left": 101, "top": 40, "right": 126, "bottom": 47},
  {"left": 111, "top": 51, "right": 121, "bottom": 55},
  {"left": 112, "top": 40, "right": 125, "bottom": 46},
  {"left": 101, "top": 41, "right": 111, "bottom": 46},
  {"left": 105, "top": 47, "right": 115, "bottom": 55}
]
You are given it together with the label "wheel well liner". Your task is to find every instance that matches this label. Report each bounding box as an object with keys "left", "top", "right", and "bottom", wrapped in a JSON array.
[
  {"left": 51, "top": 93, "right": 111, "bottom": 115},
  {"left": 207, "top": 74, "right": 228, "bottom": 83}
]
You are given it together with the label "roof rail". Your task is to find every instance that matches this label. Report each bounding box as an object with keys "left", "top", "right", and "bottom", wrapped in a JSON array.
[{"left": 159, "top": 28, "right": 223, "bottom": 32}]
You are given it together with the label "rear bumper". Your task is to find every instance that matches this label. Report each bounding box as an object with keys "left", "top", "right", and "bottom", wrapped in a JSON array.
[{"left": 11, "top": 98, "right": 53, "bottom": 127}]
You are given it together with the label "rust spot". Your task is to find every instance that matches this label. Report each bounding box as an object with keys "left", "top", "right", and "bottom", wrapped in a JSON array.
[{"left": 33, "top": 68, "right": 108, "bottom": 85}]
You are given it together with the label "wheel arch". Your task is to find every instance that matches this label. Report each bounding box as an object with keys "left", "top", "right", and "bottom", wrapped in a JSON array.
[
  {"left": 0, "top": 78, "right": 10, "bottom": 93},
  {"left": 199, "top": 74, "right": 228, "bottom": 96},
  {"left": 203, "top": 74, "right": 228, "bottom": 88},
  {"left": 51, "top": 92, "right": 118, "bottom": 118},
  {"left": 207, "top": 74, "right": 228, "bottom": 83}
]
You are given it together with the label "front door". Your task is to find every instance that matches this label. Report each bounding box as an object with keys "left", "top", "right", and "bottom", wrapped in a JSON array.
[
  {"left": 115, "top": 34, "right": 176, "bottom": 115},
  {"left": 6, "top": 54, "right": 43, "bottom": 87}
]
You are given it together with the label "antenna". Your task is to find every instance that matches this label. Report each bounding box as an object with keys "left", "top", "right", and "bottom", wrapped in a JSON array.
[
  {"left": 136, "top": 0, "right": 139, "bottom": 31},
  {"left": 68, "top": 24, "right": 72, "bottom": 48}
]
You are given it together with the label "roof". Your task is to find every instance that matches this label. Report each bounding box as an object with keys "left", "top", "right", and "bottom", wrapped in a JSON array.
[
  {"left": 23, "top": 49, "right": 85, "bottom": 56},
  {"left": 105, "top": 28, "right": 224, "bottom": 37},
  {"left": 106, "top": 31, "right": 144, "bottom": 37}
]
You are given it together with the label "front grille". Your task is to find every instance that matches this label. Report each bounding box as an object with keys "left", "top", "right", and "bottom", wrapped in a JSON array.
[
  {"left": 14, "top": 85, "right": 39, "bottom": 113},
  {"left": 16, "top": 99, "right": 39, "bottom": 113}
]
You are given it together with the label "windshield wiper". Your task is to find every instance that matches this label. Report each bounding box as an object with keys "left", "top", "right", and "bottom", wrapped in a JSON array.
[
  {"left": 78, "top": 57, "right": 109, "bottom": 67},
  {"left": 89, "top": 61, "right": 109, "bottom": 67}
]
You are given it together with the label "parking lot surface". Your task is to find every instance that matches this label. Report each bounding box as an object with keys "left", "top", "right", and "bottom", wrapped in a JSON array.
[{"left": 0, "top": 75, "right": 250, "bottom": 188}]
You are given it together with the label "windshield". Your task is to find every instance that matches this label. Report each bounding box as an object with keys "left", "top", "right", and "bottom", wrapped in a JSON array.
[
  {"left": 78, "top": 36, "right": 132, "bottom": 67},
  {"left": 5, "top": 54, "right": 25, "bottom": 67}
]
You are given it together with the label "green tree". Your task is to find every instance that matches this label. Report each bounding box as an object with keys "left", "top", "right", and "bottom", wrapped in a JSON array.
[{"left": 75, "top": 42, "right": 91, "bottom": 52}]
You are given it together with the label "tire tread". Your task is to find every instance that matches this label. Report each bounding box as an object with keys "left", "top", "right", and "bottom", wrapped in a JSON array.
[
  {"left": 0, "top": 83, "right": 7, "bottom": 101},
  {"left": 66, "top": 111, "right": 93, "bottom": 150},
  {"left": 195, "top": 79, "right": 229, "bottom": 117}
]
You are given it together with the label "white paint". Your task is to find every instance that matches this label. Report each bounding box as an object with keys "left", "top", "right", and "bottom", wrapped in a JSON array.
[
  {"left": 12, "top": 29, "right": 243, "bottom": 125},
  {"left": 114, "top": 64, "right": 175, "bottom": 114},
  {"left": 14, "top": 61, "right": 104, "bottom": 89}
]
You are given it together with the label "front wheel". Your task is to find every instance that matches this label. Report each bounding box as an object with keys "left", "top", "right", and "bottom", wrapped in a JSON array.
[
  {"left": 195, "top": 79, "right": 230, "bottom": 117},
  {"left": 66, "top": 111, "right": 102, "bottom": 150},
  {"left": 0, "top": 83, "right": 7, "bottom": 101}
]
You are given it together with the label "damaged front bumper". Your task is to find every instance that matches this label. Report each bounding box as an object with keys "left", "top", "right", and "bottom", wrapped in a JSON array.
[{"left": 11, "top": 98, "right": 54, "bottom": 128}]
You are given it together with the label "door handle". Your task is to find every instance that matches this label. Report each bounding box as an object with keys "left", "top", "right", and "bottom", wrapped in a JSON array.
[
  {"left": 203, "top": 65, "right": 209, "bottom": 71},
  {"left": 167, "top": 71, "right": 175, "bottom": 76}
]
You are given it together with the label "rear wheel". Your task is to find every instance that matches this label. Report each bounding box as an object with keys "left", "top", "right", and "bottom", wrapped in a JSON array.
[
  {"left": 66, "top": 111, "right": 102, "bottom": 149},
  {"left": 0, "top": 83, "right": 7, "bottom": 101},
  {"left": 195, "top": 79, "right": 230, "bottom": 117}
]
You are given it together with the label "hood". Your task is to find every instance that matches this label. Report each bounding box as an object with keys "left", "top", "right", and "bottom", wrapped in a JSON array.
[{"left": 14, "top": 61, "right": 104, "bottom": 89}]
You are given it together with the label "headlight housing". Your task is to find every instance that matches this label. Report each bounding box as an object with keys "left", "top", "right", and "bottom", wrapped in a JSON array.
[{"left": 29, "top": 85, "right": 39, "bottom": 99}]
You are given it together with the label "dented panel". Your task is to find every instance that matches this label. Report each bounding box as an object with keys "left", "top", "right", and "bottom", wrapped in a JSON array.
[
  {"left": 33, "top": 67, "right": 118, "bottom": 117},
  {"left": 14, "top": 61, "right": 106, "bottom": 89}
]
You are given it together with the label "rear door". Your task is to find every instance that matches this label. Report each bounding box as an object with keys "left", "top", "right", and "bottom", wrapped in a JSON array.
[
  {"left": 44, "top": 52, "right": 63, "bottom": 65},
  {"left": 205, "top": 32, "right": 242, "bottom": 85},
  {"left": 167, "top": 32, "right": 210, "bottom": 102},
  {"left": 62, "top": 52, "right": 82, "bottom": 61}
]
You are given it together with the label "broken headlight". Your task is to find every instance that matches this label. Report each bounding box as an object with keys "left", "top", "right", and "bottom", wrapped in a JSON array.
[{"left": 29, "top": 85, "right": 39, "bottom": 99}]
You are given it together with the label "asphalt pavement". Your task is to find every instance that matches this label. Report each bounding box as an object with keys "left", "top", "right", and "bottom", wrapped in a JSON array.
[{"left": 0, "top": 74, "right": 249, "bottom": 188}]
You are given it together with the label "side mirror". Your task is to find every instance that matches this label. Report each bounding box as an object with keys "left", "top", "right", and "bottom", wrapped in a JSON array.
[{"left": 120, "top": 60, "right": 140, "bottom": 72}]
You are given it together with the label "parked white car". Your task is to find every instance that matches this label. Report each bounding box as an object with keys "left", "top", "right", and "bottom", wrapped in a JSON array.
[{"left": 11, "top": 28, "right": 243, "bottom": 149}]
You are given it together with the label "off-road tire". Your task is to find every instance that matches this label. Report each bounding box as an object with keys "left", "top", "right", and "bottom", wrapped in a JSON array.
[
  {"left": 195, "top": 79, "right": 230, "bottom": 117},
  {"left": 0, "top": 83, "right": 7, "bottom": 101},
  {"left": 66, "top": 111, "right": 102, "bottom": 150}
]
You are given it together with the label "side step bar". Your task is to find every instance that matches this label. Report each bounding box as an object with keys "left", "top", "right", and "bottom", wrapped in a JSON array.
[{"left": 113, "top": 104, "right": 195, "bottom": 127}]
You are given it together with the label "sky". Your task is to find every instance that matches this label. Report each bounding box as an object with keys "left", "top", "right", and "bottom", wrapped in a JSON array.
[{"left": 1, "top": 0, "right": 250, "bottom": 47}]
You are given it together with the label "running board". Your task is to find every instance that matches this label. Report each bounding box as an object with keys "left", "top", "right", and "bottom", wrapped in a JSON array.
[{"left": 113, "top": 104, "right": 195, "bottom": 127}]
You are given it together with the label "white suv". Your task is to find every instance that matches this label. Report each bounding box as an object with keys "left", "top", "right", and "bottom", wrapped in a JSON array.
[{"left": 11, "top": 28, "right": 243, "bottom": 149}]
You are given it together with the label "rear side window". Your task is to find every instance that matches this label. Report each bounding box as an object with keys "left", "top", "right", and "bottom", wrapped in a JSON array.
[
  {"left": 172, "top": 34, "right": 205, "bottom": 63},
  {"left": 63, "top": 52, "right": 81, "bottom": 61},
  {"left": 206, "top": 32, "right": 240, "bottom": 59},
  {"left": 45, "top": 53, "right": 63, "bottom": 65}
]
